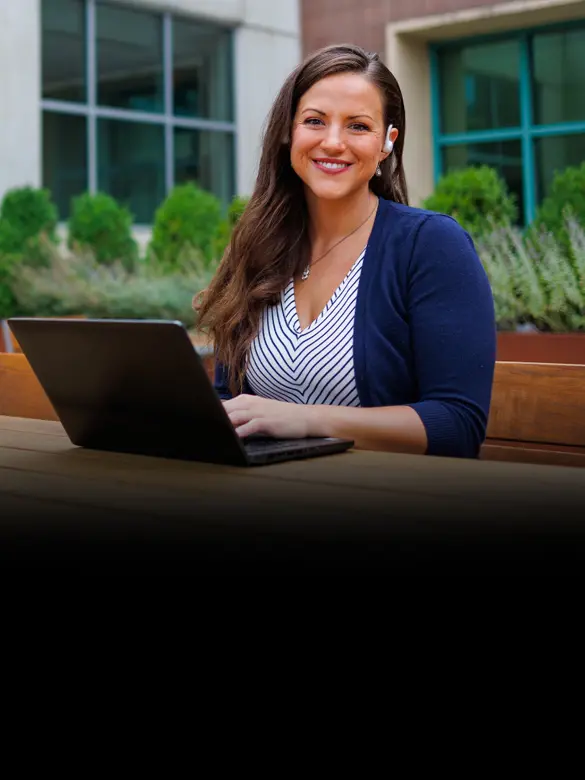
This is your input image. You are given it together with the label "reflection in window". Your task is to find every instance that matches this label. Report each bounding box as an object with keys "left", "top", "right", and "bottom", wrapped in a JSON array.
[
  {"left": 173, "top": 18, "right": 233, "bottom": 121},
  {"left": 535, "top": 134, "right": 585, "bottom": 199},
  {"left": 97, "top": 120, "right": 165, "bottom": 223},
  {"left": 43, "top": 113, "right": 88, "bottom": 220},
  {"left": 443, "top": 141, "right": 524, "bottom": 223},
  {"left": 42, "top": 0, "right": 86, "bottom": 103},
  {"left": 96, "top": 4, "right": 164, "bottom": 112},
  {"left": 439, "top": 41, "right": 520, "bottom": 134},
  {"left": 175, "top": 128, "right": 235, "bottom": 207},
  {"left": 533, "top": 29, "right": 585, "bottom": 125}
]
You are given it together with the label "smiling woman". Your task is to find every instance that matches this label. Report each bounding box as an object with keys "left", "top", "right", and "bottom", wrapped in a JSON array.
[{"left": 195, "top": 44, "right": 497, "bottom": 459}]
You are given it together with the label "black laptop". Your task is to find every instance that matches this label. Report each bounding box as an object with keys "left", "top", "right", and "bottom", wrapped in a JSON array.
[{"left": 7, "top": 318, "right": 354, "bottom": 466}]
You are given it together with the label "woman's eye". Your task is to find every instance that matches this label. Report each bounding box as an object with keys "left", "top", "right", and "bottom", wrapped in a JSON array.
[
  {"left": 304, "top": 117, "right": 323, "bottom": 126},
  {"left": 349, "top": 123, "right": 369, "bottom": 132}
]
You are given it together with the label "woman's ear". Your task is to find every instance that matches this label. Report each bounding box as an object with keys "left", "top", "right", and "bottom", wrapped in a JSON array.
[{"left": 380, "top": 125, "right": 399, "bottom": 162}]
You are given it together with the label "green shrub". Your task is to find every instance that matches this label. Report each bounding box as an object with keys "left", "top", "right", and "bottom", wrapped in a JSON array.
[
  {"left": 0, "top": 186, "right": 58, "bottom": 258},
  {"left": 475, "top": 218, "right": 585, "bottom": 332},
  {"left": 10, "top": 242, "right": 214, "bottom": 327},
  {"left": 533, "top": 162, "right": 585, "bottom": 251},
  {"left": 0, "top": 254, "right": 18, "bottom": 319},
  {"left": 211, "top": 194, "right": 250, "bottom": 260},
  {"left": 0, "top": 233, "right": 59, "bottom": 319},
  {"left": 149, "top": 183, "right": 222, "bottom": 269},
  {"left": 68, "top": 192, "right": 138, "bottom": 269},
  {"left": 227, "top": 195, "right": 249, "bottom": 227},
  {"left": 422, "top": 165, "right": 518, "bottom": 236}
]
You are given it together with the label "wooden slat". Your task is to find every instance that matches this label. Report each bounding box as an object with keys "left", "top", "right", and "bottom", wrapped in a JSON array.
[
  {"left": 487, "top": 361, "right": 585, "bottom": 447},
  {"left": 481, "top": 439, "right": 585, "bottom": 468},
  {"left": 0, "top": 352, "right": 59, "bottom": 421}
]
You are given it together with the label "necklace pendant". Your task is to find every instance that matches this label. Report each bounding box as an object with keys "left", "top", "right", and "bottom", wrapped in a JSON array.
[{"left": 301, "top": 265, "right": 310, "bottom": 281}]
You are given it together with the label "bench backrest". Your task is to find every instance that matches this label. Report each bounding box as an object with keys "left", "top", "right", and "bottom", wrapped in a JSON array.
[
  {"left": 0, "top": 352, "right": 58, "bottom": 421},
  {"left": 486, "top": 361, "right": 585, "bottom": 448},
  {"left": 2, "top": 353, "right": 584, "bottom": 455}
]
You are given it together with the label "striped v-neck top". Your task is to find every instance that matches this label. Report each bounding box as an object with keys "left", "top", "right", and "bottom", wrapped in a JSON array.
[{"left": 246, "top": 249, "right": 365, "bottom": 406}]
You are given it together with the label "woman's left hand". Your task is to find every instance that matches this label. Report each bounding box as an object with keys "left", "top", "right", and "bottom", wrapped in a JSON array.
[{"left": 223, "top": 394, "right": 315, "bottom": 439}]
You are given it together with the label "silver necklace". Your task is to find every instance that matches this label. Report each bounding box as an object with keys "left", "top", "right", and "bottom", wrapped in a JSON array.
[{"left": 301, "top": 200, "right": 378, "bottom": 281}]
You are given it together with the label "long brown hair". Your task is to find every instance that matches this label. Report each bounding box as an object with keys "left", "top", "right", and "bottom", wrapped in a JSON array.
[{"left": 196, "top": 43, "right": 409, "bottom": 394}]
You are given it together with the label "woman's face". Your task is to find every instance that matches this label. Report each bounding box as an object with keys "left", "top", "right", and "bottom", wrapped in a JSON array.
[{"left": 290, "top": 72, "right": 398, "bottom": 203}]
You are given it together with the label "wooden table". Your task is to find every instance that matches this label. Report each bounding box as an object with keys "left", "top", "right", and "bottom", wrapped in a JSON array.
[{"left": 2, "top": 415, "right": 585, "bottom": 575}]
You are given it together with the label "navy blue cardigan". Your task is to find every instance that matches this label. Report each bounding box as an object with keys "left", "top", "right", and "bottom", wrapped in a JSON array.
[{"left": 215, "top": 198, "right": 497, "bottom": 458}]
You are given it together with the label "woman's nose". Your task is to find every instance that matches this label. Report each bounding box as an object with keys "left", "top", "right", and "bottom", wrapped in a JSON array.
[{"left": 321, "top": 125, "right": 345, "bottom": 151}]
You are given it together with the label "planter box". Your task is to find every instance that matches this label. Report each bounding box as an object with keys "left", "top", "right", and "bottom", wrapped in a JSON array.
[{"left": 497, "top": 333, "right": 585, "bottom": 365}]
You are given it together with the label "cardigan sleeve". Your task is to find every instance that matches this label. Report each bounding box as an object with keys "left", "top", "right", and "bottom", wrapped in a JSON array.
[
  {"left": 213, "top": 361, "right": 256, "bottom": 400},
  {"left": 406, "top": 214, "right": 497, "bottom": 458},
  {"left": 214, "top": 361, "right": 233, "bottom": 400}
]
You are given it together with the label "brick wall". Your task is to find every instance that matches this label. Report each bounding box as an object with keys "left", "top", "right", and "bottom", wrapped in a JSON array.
[{"left": 302, "top": 0, "right": 509, "bottom": 57}]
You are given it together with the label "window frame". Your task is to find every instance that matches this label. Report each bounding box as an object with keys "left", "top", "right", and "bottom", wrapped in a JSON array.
[
  {"left": 431, "top": 20, "right": 585, "bottom": 224},
  {"left": 41, "top": 0, "right": 237, "bottom": 224}
]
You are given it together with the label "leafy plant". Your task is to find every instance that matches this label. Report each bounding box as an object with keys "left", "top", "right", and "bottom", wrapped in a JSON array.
[
  {"left": 211, "top": 194, "right": 250, "bottom": 260},
  {"left": 0, "top": 254, "right": 18, "bottom": 319},
  {"left": 149, "top": 183, "right": 223, "bottom": 269},
  {"left": 0, "top": 232, "right": 59, "bottom": 319},
  {"left": 227, "top": 195, "right": 249, "bottom": 227},
  {"left": 10, "top": 242, "right": 215, "bottom": 328},
  {"left": 68, "top": 192, "right": 138, "bottom": 270},
  {"left": 0, "top": 186, "right": 58, "bottom": 259},
  {"left": 533, "top": 162, "right": 585, "bottom": 252},
  {"left": 423, "top": 165, "right": 517, "bottom": 236},
  {"left": 475, "top": 218, "right": 585, "bottom": 331}
]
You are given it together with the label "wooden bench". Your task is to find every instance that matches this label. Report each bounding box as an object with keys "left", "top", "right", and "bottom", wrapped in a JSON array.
[
  {"left": 481, "top": 361, "right": 585, "bottom": 467},
  {"left": 0, "top": 348, "right": 215, "bottom": 422},
  {"left": 0, "top": 352, "right": 59, "bottom": 421},
  {"left": 2, "top": 351, "right": 584, "bottom": 467}
]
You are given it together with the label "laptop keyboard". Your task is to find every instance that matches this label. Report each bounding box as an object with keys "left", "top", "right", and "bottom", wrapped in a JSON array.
[{"left": 243, "top": 437, "right": 317, "bottom": 454}]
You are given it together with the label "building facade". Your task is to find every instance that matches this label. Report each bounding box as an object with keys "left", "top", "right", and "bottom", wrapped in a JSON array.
[
  {"left": 0, "top": 0, "right": 301, "bottom": 224},
  {"left": 302, "top": 0, "right": 585, "bottom": 223}
]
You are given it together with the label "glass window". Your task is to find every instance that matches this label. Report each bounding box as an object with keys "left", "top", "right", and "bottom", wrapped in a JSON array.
[
  {"left": 439, "top": 40, "right": 520, "bottom": 134},
  {"left": 43, "top": 112, "right": 88, "bottom": 220},
  {"left": 97, "top": 120, "right": 165, "bottom": 224},
  {"left": 443, "top": 141, "right": 524, "bottom": 222},
  {"left": 173, "top": 18, "right": 233, "bottom": 121},
  {"left": 533, "top": 29, "right": 585, "bottom": 125},
  {"left": 41, "top": 2, "right": 236, "bottom": 224},
  {"left": 96, "top": 4, "right": 163, "bottom": 113},
  {"left": 42, "top": 0, "right": 86, "bottom": 103},
  {"left": 175, "top": 128, "right": 235, "bottom": 206},
  {"left": 535, "top": 134, "right": 585, "bottom": 199}
]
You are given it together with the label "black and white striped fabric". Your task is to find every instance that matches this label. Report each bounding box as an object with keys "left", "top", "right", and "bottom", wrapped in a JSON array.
[{"left": 246, "top": 249, "right": 365, "bottom": 406}]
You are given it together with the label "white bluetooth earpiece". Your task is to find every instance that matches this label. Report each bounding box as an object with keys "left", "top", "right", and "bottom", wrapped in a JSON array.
[{"left": 383, "top": 124, "right": 394, "bottom": 154}]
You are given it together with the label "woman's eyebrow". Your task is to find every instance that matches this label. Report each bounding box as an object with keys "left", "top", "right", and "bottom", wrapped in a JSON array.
[
  {"left": 301, "top": 107, "right": 326, "bottom": 115},
  {"left": 348, "top": 113, "right": 374, "bottom": 120}
]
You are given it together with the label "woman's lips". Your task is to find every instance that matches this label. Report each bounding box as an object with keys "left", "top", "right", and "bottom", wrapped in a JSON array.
[{"left": 311, "top": 159, "right": 352, "bottom": 175}]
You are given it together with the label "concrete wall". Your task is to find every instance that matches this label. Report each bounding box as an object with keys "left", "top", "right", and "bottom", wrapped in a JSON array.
[
  {"left": 0, "top": 0, "right": 301, "bottom": 209},
  {"left": 234, "top": 1, "right": 301, "bottom": 194},
  {"left": 0, "top": 0, "right": 41, "bottom": 200}
]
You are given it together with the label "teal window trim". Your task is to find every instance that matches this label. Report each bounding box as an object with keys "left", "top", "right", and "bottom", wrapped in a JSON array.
[
  {"left": 519, "top": 34, "right": 535, "bottom": 223},
  {"left": 430, "top": 19, "right": 585, "bottom": 225},
  {"left": 430, "top": 47, "right": 442, "bottom": 183}
]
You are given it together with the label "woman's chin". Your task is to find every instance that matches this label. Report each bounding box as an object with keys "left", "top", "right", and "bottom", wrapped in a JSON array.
[{"left": 304, "top": 178, "right": 359, "bottom": 201}]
